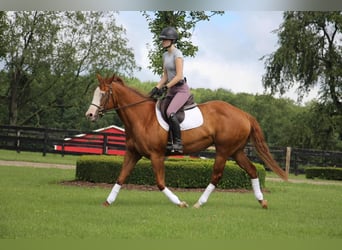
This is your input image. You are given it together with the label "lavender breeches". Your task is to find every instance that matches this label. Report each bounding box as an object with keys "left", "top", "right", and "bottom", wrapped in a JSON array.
[{"left": 166, "top": 83, "right": 191, "bottom": 117}]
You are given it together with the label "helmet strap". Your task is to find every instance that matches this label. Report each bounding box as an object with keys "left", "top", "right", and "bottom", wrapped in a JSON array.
[{"left": 163, "top": 40, "right": 175, "bottom": 49}]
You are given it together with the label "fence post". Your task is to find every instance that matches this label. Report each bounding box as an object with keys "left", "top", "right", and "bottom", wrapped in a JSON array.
[
  {"left": 293, "top": 150, "right": 299, "bottom": 176},
  {"left": 285, "top": 147, "right": 291, "bottom": 178},
  {"left": 61, "top": 140, "right": 65, "bottom": 157},
  {"left": 43, "top": 128, "right": 48, "bottom": 156},
  {"left": 16, "top": 129, "right": 21, "bottom": 153},
  {"left": 103, "top": 134, "right": 108, "bottom": 154}
]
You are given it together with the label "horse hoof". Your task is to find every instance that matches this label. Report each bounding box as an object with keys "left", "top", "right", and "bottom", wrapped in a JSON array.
[
  {"left": 193, "top": 202, "right": 201, "bottom": 209},
  {"left": 102, "top": 201, "right": 110, "bottom": 207},
  {"left": 259, "top": 200, "right": 268, "bottom": 209},
  {"left": 178, "top": 201, "right": 189, "bottom": 208}
]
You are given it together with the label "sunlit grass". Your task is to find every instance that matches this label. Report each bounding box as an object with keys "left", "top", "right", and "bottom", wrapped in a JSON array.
[
  {"left": 0, "top": 149, "right": 79, "bottom": 165},
  {"left": 0, "top": 165, "right": 341, "bottom": 239}
]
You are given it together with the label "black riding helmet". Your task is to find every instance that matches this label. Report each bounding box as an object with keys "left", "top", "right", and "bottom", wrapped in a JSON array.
[{"left": 159, "top": 27, "right": 179, "bottom": 42}]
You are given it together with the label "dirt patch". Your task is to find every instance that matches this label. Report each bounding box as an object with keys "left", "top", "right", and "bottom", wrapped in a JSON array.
[
  {"left": 0, "top": 160, "right": 74, "bottom": 169},
  {"left": 267, "top": 177, "right": 342, "bottom": 186}
]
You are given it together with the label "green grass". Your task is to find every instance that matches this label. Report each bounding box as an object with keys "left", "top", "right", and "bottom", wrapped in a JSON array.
[
  {"left": 0, "top": 149, "right": 78, "bottom": 165},
  {"left": 0, "top": 165, "right": 341, "bottom": 239}
]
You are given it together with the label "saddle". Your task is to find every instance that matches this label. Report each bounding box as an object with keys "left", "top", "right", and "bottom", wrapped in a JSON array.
[{"left": 157, "top": 94, "right": 197, "bottom": 123}]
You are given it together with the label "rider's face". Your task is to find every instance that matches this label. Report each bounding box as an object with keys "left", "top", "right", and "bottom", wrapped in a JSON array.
[{"left": 162, "top": 39, "right": 172, "bottom": 48}]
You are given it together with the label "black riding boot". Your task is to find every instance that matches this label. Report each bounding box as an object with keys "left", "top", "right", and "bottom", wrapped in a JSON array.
[
  {"left": 166, "top": 129, "right": 173, "bottom": 151},
  {"left": 169, "top": 113, "right": 183, "bottom": 153}
]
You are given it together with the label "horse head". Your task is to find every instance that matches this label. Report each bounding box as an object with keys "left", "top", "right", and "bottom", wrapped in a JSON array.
[
  {"left": 85, "top": 73, "right": 151, "bottom": 122},
  {"left": 85, "top": 74, "right": 122, "bottom": 121}
]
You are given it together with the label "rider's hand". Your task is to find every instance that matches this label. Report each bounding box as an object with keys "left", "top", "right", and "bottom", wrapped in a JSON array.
[
  {"left": 160, "top": 86, "right": 168, "bottom": 95},
  {"left": 149, "top": 86, "right": 167, "bottom": 98},
  {"left": 149, "top": 87, "right": 160, "bottom": 98}
]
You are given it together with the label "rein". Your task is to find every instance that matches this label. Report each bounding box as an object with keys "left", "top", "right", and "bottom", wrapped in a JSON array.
[
  {"left": 107, "top": 99, "right": 151, "bottom": 112},
  {"left": 94, "top": 82, "right": 152, "bottom": 116}
]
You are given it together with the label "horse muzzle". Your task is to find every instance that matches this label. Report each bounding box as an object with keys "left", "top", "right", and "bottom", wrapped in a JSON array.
[
  {"left": 85, "top": 104, "right": 101, "bottom": 122},
  {"left": 85, "top": 112, "right": 97, "bottom": 122}
]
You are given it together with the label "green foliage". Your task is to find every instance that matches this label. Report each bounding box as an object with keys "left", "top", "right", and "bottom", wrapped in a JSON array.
[
  {"left": 0, "top": 11, "right": 7, "bottom": 58},
  {"left": 76, "top": 155, "right": 266, "bottom": 189},
  {"left": 305, "top": 167, "right": 342, "bottom": 180},
  {"left": 262, "top": 11, "right": 342, "bottom": 115},
  {"left": 295, "top": 102, "right": 342, "bottom": 150},
  {"left": 261, "top": 11, "right": 342, "bottom": 148},
  {"left": 142, "top": 11, "right": 224, "bottom": 75},
  {"left": 0, "top": 11, "right": 139, "bottom": 127}
]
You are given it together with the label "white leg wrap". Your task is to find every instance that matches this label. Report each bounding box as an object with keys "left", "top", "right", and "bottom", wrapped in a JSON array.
[
  {"left": 162, "top": 187, "right": 181, "bottom": 205},
  {"left": 106, "top": 183, "right": 121, "bottom": 204},
  {"left": 198, "top": 183, "right": 216, "bottom": 206},
  {"left": 251, "top": 178, "right": 263, "bottom": 201}
]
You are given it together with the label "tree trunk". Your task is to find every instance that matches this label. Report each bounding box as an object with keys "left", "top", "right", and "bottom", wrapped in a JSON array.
[{"left": 8, "top": 70, "right": 20, "bottom": 125}]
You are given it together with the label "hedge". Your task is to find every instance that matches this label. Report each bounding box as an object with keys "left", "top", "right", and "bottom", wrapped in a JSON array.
[
  {"left": 76, "top": 155, "right": 266, "bottom": 189},
  {"left": 305, "top": 167, "right": 342, "bottom": 180}
]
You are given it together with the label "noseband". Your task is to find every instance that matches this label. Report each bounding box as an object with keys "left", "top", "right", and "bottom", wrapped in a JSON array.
[{"left": 90, "top": 103, "right": 107, "bottom": 117}]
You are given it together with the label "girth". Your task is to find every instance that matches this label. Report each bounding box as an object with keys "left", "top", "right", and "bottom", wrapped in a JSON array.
[{"left": 157, "top": 94, "right": 196, "bottom": 123}]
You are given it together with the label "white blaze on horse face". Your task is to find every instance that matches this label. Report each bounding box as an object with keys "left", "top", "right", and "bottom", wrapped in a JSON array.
[{"left": 85, "top": 87, "right": 104, "bottom": 121}]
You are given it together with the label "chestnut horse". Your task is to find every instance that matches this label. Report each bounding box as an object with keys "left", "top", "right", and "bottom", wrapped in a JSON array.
[{"left": 86, "top": 74, "right": 287, "bottom": 209}]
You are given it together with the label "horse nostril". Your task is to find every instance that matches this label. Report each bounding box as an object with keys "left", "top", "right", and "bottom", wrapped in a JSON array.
[{"left": 88, "top": 113, "right": 93, "bottom": 117}]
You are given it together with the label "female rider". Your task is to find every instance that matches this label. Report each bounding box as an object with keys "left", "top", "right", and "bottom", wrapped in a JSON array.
[{"left": 149, "top": 27, "right": 191, "bottom": 153}]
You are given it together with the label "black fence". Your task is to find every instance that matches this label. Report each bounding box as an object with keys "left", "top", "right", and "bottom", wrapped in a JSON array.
[
  {"left": 0, "top": 125, "right": 126, "bottom": 156},
  {"left": 241, "top": 146, "right": 342, "bottom": 174},
  {"left": 1, "top": 125, "right": 341, "bottom": 174}
]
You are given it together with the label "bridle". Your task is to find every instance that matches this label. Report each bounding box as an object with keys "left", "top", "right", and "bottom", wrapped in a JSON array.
[{"left": 91, "top": 82, "right": 151, "bottom": 117}]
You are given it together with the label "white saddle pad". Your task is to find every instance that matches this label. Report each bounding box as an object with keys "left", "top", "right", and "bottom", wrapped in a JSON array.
[{"left": 155, "top": 104, "right": 204, "bottom": 131}]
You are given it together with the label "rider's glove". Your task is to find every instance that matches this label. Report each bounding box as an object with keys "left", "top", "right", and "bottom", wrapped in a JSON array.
[
  {"left": 149, "top": 87, "right": 160, "bottom": 98},
  {"left": 149, "top": 86, "right": 168, "bottom": 98},
  {"left": 160, "top": 86, "right": 168, "bottom": 95}
]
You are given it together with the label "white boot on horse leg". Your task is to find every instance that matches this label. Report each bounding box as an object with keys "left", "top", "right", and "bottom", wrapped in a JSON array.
[
  {"left": 193, "top": 183, "right": 216, "bottom": 208},
  {"left": 162, "top": 187, "right": 188, "bottom": 208},
  {"left": 103, "top": 183, "right": 121, "bottom": 207},
  {"left": 251, "top": 178, "right": 268, "bottom": 209}
]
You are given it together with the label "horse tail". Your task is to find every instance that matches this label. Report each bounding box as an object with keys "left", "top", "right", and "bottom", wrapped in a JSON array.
[{"left": 248, "top": 115, "right": 288, "bottom": 181}]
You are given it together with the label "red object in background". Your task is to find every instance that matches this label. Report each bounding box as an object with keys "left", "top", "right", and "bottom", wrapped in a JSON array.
[
  {"left": 54, "top": 125, "right": 192, "bottom": 158},
  {"left": 54, "top": 125, "right": 126, "bottom": 155}
]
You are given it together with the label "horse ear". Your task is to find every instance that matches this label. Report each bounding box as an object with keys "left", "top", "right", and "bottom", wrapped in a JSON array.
[
  {"left": 108, "top": 74, "right": 116, "bottom": 83},
  {"left": 96, "top": 74, "right": 102, "bottom": 82},
  {"left": 113, "top": 75, "right": 124, "bottom": 85}
]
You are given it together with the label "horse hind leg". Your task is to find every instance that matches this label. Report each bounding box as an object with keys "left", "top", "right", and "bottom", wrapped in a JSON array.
[{"left": 233, "top": 150, "right": 268, "bottom": 209}]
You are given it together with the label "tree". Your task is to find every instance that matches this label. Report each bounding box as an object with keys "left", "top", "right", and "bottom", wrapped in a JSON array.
[
  {"left": 286, "top": 102, "right": 342, "bottom": 150},
  {"left": 142, "top": 11, "right": 224, "bottom": 75},
  {"left": 262, "top": 11, "right": 342, "bottom": 115},
  {"left": 0, "top": 11, "right": 7, "bottom": 58},
  {"left": 0, "top": 11, "right": 139, "bottom": 127}
]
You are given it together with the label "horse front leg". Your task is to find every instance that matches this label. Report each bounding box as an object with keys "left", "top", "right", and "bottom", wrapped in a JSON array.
[
  {"left": 193, "top": 154, "right": 226, "bottom": 208},
  {"left": 103, "top": 150, "right": 142, "bottom": 207},
  {"left": 151, "top": 155, "right": 188, "bottom": 208}
]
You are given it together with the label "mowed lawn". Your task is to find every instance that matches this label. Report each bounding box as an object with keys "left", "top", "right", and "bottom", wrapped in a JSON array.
[{"left": 0, "top": 162, "right": 341, "bottom": 239}]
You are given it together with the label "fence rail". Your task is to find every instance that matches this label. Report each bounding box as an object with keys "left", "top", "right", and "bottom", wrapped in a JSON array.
[
  {"left": 1, "top": 125, "right": 341, "bottom": 174},
  {"left": 0, "top": 125, "right": 126, "bottom": 156}
]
